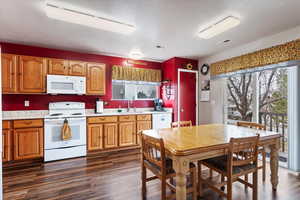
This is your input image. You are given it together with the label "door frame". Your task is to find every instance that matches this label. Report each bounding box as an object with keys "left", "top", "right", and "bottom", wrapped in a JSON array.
[{"left": 177, "top": 69, "right": 199, "bottom": 125}]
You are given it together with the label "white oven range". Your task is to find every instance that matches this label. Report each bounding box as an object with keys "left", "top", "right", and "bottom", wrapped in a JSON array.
[{"left": 44, "top": 102, "right": 87, "bottom": 162}]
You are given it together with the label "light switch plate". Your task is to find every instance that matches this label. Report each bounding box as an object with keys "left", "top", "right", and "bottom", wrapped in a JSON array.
[{"left": 24, "top": 100, "right": 30, "bottom": 107}]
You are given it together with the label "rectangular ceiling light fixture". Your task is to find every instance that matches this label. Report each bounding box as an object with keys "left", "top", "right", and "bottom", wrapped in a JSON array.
[
  {"left": 198, "top": 16, "right": 240, "bottom": 39},
  {"left": 45, "top": 3, "right": 136, "bottom": 35}
]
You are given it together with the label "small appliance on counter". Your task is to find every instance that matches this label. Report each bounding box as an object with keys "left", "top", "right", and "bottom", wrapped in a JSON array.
[
  {"left": 154, "top": 98, "right": 165, "bottom": 111},
  {"left": 95, "top": 98, "right": 104, "bottom": 113}
]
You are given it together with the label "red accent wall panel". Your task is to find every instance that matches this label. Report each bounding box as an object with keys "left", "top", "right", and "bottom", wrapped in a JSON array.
[
  {"left": 0, "top": 42, "right": 162, "bottom": 111},
  {"left": 161, "top": 57, "right": 198, "bottom": 121}
]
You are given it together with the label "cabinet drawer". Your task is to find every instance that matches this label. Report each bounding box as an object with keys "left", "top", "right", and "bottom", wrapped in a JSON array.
[
  {"left": 13, "top": 119, "right": 43, "bottom": 128},
  {"left": 137, "top": 114, "right": 151, "bottom": 121},
  {"left": 88, "top": 116, "right": 118, "bottom": 124},
  {"left": 3, "top": 121, "right": 11, "bottom": 129},
  {"left": 119, "top": 115, "right": 136, "bottom": 122}
]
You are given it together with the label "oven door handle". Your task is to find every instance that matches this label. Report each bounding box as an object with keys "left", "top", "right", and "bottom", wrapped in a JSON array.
[{"left": 44, "top": 117, "right": 86, "bottom": 122}]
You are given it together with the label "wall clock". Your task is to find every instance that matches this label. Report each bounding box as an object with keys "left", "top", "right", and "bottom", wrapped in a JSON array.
[{"left": 201, "top": 64, "right": 210, "bottom": 75}]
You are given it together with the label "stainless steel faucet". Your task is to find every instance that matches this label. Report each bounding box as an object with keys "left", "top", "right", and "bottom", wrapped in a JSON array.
[{"left": 127, "top": 100, "right": 131, "bottom": 112}]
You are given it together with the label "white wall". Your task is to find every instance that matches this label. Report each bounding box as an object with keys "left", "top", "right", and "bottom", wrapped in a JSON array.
[{"left": 198, "top": 24, "right": 300, "bottom": 124}]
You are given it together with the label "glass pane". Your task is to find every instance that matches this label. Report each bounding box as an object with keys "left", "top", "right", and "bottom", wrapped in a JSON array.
[
  {"left": 136, "top": 84, "right": 158, "bottom": 99},
  {"left": 112, "top": 82, "right": 126, "bottom": 99},
  {"left": 124, "top": 83, "right": 136, "bottom": 100},
  {"left": 227, "top": 73, "right": 254, "bottom": 122},
  {"left": 52, "top": 82, "right": 74, "bottom": 90}
]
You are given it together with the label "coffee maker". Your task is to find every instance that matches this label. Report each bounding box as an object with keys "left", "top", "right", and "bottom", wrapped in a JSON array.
[{"left": 154, "top": 99, "right": 164, "bottom": 111}]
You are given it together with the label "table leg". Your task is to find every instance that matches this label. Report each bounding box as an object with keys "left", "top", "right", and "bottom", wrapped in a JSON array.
[
  {"left": 270, "top": 139, "right": 280, "bottom": 191},
  {"left": 173, "top": 156, "right": 190, "bottom": 200}
]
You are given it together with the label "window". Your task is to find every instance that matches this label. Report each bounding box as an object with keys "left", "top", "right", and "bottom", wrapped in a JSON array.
[
  {"left": 227, "top": 73, "right": 254, "bottom": 122},
  {"left": 112, "top": 80, "right": 160, "bottom": 100}
]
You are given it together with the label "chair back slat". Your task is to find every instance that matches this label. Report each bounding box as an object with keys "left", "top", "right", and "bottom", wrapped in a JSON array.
[
  {"left": 237, "top": 121, "right": 266, "bottom": 130},
  {"left": 171, "top": 120, "right": 192, "bottom": 128},
  {"left": 229, "top": 135, "right": 259, "bottom": 167},
  {"left": 141, "top": 134, "right": 166, "bottom": 170}
]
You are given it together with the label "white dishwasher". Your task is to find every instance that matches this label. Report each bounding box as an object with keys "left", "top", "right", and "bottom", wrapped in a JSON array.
[{"left": 152, "top": 113, "right": 172, "bottom": 130}]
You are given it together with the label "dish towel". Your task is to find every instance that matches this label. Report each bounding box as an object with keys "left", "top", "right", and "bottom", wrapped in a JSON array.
[{"left": 62, "top": 119, "right": 72, "bottom": 140}]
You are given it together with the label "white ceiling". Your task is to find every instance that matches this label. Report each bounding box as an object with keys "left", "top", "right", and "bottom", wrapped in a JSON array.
[{"left": 1, "top": 0, "right": 300, "bottom": 62}]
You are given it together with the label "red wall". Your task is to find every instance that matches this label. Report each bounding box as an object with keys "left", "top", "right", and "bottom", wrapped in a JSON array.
[
  {"left": 1, "top": 42, "right": 162, "bottom": 111},
  {"left": 161, "top": 57, "right": 198, "bottom": 121}
]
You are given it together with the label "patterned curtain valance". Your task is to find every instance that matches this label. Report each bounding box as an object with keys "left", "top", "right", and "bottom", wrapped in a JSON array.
[
  {"left": 211, "top": 39, "right": 300, "bottom": 76},
  {"left": 112, "top": 65, "right": 162, "bottom": 82}
]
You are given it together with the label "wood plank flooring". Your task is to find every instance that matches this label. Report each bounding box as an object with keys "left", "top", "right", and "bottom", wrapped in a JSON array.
[{"left": 3, "top": 149, "right": 300, "bottom": 200}]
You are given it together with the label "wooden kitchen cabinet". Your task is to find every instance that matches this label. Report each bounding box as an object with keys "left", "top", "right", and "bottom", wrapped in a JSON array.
[
  {"left": 18, "top": 55, "right": 47, "bottom": 93},
  {"left": 103, "top": 123, "right": 118, "bottom": 148},
  {"left": 88, "top": 124, "right": 104, "bottom": 150},
  {"left": 14, "top": 127, "right": 44, "bottom": 160},
  {"left": 119, "top": 121, "right": 136, "bottom": 147},
  {"left": 2, "top": 130, "right": 12, "bottom": 162},
  {"left": 136, "top": 115, "right": 152, "bottom": 145},
  {"left": 2, "top": 54, "right": 18, "bottom": 93},
  {"left": 48, "top": 58, "right": 69, "bottom": 75},
  {"left": 69, "top": 61, "right": 86, "bottom": 76},
  {"left": 86, "top": 63, "right": 106, "bottom": 95}
]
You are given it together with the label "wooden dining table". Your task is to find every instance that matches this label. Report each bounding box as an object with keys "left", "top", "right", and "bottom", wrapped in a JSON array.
[{"left": 142, "top": 124, "right": 281, "bottom": 200}]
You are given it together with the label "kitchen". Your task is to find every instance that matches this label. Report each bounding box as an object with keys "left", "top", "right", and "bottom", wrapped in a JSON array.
[{"left": 2, "top": 0, "right": 300, "bottom": 200}]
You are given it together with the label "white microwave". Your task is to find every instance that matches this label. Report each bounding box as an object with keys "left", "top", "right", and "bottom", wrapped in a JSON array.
[{"left": 47, "top": 75, "right": 86, "bottom": 94}]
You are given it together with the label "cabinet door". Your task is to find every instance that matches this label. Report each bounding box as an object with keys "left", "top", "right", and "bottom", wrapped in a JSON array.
[
  {"left": 103, "top": 123, "right": 118, "bottom": 148},
  {"left": 48, "top": 58, "right": 69, "bottom": 75},
  {"left": 119, "top": 122, "right": 136, "bottom": 147},
  {"left": 86, "top": 63, "right": 106, "bottom": 95},
  {"left": 136, "top": 121, "right": 152, "bottom": 145},
  {"left": 69, "top": 61, "right": 86, "bottom": 76},
  {"left": 2, "top": 54, "right": 17, "bottom": 93},
  {"left": 2, "top": 130, "right": 12, "bottom": 162},
  {"left": 19, "top": 56, "right": 46, "bottom": 93},
  {"left": 88, "top": 124, "right": 103, "bottom": 151},
  {"left": 14, "top": 128, "right": 44, "bottom": 160}
]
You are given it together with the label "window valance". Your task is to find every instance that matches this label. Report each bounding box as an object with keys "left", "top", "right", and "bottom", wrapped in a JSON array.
[
  {"left": 112, "top": 65, "right": 161, "bottom": 82},
  {"left": 211, "top": 39, "right": 300, "bottom": 77}
]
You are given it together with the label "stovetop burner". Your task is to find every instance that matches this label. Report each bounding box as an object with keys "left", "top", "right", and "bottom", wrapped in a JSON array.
[{"left": 50, "top": 113, "right": 63, "bottom": 116}]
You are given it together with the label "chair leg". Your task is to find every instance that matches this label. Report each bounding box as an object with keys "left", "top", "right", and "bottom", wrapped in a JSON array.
[
  {"left": 262, "top": 151, "right": 266, "bottom": 182},
  {"left": 142, "top": 165, "right": 147, "bottom": 200},
  {"left": 227, "top": 177, "right": 233, "bottom": 200},
  {"left": 198, "top": 161, "right": 203, "bottom": 197},
  {"left": 209, "top": 168, "right": 213, "bottom": 178},
  {"left": 191, "top": 168, "right": 197, "bottom": 200},
  {"left": 245, "top": 174, "right": 248, "bottom": 190},
  {"left": 161, "top": 178, "right": 167, "bottom": 200},
  {"left": 252, "top": 171, "right": 258, "bottom": 200}
]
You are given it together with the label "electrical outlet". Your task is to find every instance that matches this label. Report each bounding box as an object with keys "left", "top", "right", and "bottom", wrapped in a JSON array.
[{"left": 24, "top": 100, "right": 30, "bottom": 107}]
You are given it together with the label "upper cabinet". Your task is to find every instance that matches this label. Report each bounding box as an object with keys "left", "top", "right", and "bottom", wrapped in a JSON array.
[
  {"left": 86, "top": 63, "right": 106, "bottom": 95},
  {"left": 19, "top": 56, "right": 47, "bottom": 93},
  {"left": 48, "top": 58, "right": 69, "bottom": 75},
  {"left": 1, "top": 53, "right": 106, "bottom": 95},
  {"left": 2, "top": 54, "right": 18, "bottom": 93},
  {"left": 69, "top": 61, "right": 86, "bottom": 76}
]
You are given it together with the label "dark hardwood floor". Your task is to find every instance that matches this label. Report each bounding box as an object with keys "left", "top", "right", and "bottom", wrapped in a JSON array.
[{"left": 3, "top": 150, "right": 300, "bottom": 200}]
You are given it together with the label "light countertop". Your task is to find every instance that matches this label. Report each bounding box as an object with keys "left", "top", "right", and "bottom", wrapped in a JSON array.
[{"left": 2, "top": 108, "right": 172, "bottom": 120}]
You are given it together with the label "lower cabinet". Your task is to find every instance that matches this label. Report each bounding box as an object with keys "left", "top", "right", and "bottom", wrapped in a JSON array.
[
  {"left": 87, "top": 124, "right": 104, "bottom": 150},
  {"left": 14, "top": 128, "right": 44, "bottom": 160},
  {"left": 2, "top": 119, "right": 44, "bottom": 162},
  {"left": 87, "top": 114, "right": 152, "bottom": 151},
  {"left": 119, "top": 122, "right": 136, "bottom": 147},
  {"left": 137, "top": 120, "right": 152, "bottom": 145},
  {"left": 103, "top": 123, "right": 118, "bottom": 148},
  {"left": 2, "top": 129, "right": 12, "bottom": 162}
]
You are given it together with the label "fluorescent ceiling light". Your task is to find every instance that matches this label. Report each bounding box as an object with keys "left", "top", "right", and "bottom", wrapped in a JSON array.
[
  {"left": 129, "top": 49, "right": 144, "bottom": 60},
  {"left": 198, "top": 16, "right": 240, "bottom": 39},
  {"left": 45, "top": 2, "right": 136, "bottom": 34}
]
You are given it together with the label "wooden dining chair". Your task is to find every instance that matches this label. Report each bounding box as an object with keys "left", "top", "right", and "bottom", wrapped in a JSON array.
[
  {"left": 141, "top": 133, "right": 197, "bottom": 200},
  {"left": 198, "top": 135, "right": 260, "bottom": 200},
  {"left": 171, "top": 120, "right": 192, "bottom": 128},
  {"left": 237, "top": 121, "right": 267, "bottom": 183}
]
